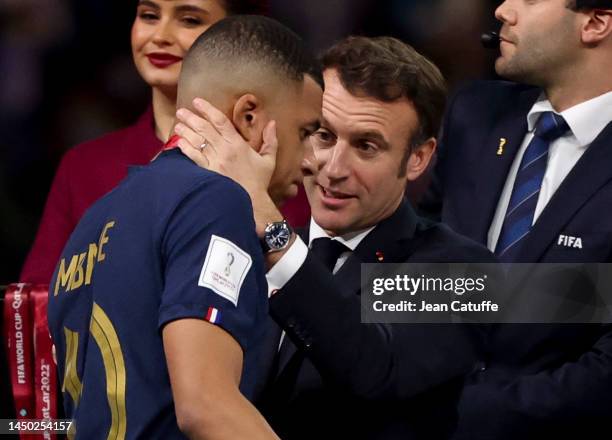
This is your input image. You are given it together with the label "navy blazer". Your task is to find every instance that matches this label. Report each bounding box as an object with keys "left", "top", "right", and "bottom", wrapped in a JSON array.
[
  {"left": 424, "top": 80, "right": 612, "bottom": 439},
  {"left": 258, "top": 200, "right": 492, "bottom": 439}
]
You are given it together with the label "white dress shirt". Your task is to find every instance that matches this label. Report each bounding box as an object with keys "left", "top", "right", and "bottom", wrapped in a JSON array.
[{"left": 487, "top": 91, "right": 612, "bottom": 251}]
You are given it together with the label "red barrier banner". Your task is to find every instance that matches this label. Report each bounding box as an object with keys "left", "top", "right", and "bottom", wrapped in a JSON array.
[
  {"left": 30, "top": 285, "right": 57, "bottom": 440},
  {"left": 3, "top": 283, "right": 35, "bottom": 427}
]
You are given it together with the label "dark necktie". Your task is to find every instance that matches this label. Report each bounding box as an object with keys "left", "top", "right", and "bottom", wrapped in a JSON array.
[
  {"left": 309, "top": 237, "right": 350, "bottom": 272},
  {"left": 495, "top": 111, "right": 570, "bottom": 261}
]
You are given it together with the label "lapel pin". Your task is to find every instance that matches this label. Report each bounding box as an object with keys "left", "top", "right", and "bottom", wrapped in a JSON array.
[
  {"left": 497, "top": 138, "right": 507, "bottom": 156},
  {"left": 376, "top": 251, "right": 385, "bottom": 262}
]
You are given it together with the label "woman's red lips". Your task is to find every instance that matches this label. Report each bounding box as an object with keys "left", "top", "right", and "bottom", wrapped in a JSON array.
[{"left": 146, "top": 53, "right": 182, "bottom": 68}]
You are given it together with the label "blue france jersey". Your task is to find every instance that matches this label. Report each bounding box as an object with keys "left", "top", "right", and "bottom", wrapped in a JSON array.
[{"left": 48, "top": 149, "right": 268, "bottom": 439}]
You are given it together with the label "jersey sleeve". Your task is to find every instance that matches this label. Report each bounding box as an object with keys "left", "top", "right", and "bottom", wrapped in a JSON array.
[{"left": 158, "top": 175, "right": 267, "bottom": 352}]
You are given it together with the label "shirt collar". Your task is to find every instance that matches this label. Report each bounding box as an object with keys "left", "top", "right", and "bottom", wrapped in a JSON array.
[
  {"left": 527, "top": 91, "right": 612, "bottom": 146},
  {"left": 308, "top": 218, "right": 376, "bottom": 251}
]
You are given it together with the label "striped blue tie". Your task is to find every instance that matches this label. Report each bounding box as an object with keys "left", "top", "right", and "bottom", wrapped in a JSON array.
[{"left": 495, "top": 112, "right": 570, "bottom": 261}]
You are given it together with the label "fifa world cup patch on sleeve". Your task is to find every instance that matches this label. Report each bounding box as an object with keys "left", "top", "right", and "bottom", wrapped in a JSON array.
[{"left": 198, "top": 235, "right": 253, "bottom": 306}]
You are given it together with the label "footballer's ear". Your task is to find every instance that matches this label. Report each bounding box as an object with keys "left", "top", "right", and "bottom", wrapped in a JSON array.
[{"left": 231, "top": 93, "right": 270, "bottom": 152}]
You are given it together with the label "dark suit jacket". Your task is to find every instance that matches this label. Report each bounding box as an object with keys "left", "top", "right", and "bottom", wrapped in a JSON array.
[
  {"left": 258, "top": 200, "right": 493, "bottom": 439},
  {"left": 424, "top": 80, "right": 612, "bottom": 439}
]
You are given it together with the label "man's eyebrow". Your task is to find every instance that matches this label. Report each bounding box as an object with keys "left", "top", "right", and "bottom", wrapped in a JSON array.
[
  {"left": 319, "top": 116, "right": 389, "bottom": 148},
  {"left": 351, "top": 130, "right": 391, "bottom": 150},
  {"left": 320, "top": 116, "right": 334, "bottom": 131}
]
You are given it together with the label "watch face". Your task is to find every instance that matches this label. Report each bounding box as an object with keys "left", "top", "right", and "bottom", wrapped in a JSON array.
[{"left": 265, "top": 222, "right": 291, "bottom": 250}]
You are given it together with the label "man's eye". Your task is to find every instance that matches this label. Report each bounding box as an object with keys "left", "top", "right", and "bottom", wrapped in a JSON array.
[
  {"left": 311, "top": 130, "right": 334, "bottom": 145},
  {"left": 356, "top": 141, "right": 377, "bottom": 152}
]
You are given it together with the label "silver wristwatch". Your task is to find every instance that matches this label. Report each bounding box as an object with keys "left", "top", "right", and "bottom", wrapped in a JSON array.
[{"left": 261, "top": 220, "right": 293, "bottom": 253}]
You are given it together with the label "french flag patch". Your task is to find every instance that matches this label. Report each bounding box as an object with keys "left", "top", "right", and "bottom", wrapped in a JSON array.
[{"left": 205, "top": 306, "right": 221, "bottom": 324}]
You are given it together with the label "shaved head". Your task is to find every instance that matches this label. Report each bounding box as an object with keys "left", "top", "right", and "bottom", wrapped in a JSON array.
[
  {"left": 174, "top": 15, "right": 323, "bottom": 204},
  {"left": 177, "top": 15, "right": 322, "bottom": 111}
]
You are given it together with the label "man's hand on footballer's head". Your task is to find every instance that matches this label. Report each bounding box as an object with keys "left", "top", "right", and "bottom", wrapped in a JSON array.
[
  {"left": 175, "top": 97, "right": 284, "bottom": 237},
  {"left": 175, "top": 97, "right": 279, "bottom": 198}
]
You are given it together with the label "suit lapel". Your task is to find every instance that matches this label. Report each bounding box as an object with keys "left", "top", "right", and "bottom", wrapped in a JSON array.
[
  {"left": 518, "top": 121, "right": 612, "bottom": 261},
  {"left": 470, "top": 88, "right": 541, "bottom": 243},
  {"left": 334, "top": 199, "right": 419, "bottom": 294}
]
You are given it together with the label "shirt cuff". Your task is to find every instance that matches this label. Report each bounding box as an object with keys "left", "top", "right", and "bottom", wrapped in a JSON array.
[{"left": 266, "top": 236, "right": 308, "bottom": 297}]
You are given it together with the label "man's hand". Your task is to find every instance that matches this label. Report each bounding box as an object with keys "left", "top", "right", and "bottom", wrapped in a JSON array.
[
  {"left": 175, "top": 98, "right": 284, "bottom": 236},
  {"left": 175, "top": 98, "right": 276, "bottom": 200}
]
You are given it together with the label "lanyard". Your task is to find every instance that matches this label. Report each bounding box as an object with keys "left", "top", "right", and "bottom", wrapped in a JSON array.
[{"left": 3, "top": 284, "right": 35, "bottom": 423}]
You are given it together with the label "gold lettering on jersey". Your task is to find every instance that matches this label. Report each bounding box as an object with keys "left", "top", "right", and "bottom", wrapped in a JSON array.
[
  {"left": 97, "top": 221, "right": 115, "bottom": 262},
  {"left": 54, "top": 221, "right": 116, "bottom": 296},
  {"left": 62, "top": 327, "right": 83, "bottom": 407},
  {"left": 54, "top": 255, "right": 78, "bottom": 296},
  {"left": 68, "top": 252, "right": 87, "bottom": 291},
  {"left": 91, "top": 302, "right": 127, "bottom": 440},
  {"left": 85, "top": 243, "right": 98, "bottom": 285}
]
